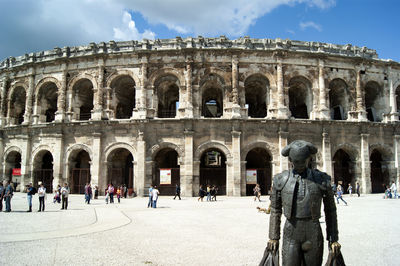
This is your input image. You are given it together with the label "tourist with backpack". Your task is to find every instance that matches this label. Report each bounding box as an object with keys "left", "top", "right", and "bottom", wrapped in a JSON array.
[{"left": 26, "top": 183, "right": 36, "bottom": 212}]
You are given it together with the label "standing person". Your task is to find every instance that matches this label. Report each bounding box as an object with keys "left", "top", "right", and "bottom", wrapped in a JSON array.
[
  {"left": 152, "top": 186, "right": 160, "bottom": 208},
  {"left": 85, "top": 183, "right": 92, "bottom": 204},
  {"left": 336, "top": 184, "right": 348, "bottom": 205},
  {"left": 26, "top": 183, "right": 36, "bottom": 212},
  {"left": 94, "top": 185, "right": 99, "bottom": 199},
  {"left": 211, "top": 186, "right": 218, "bottom": 201},
  {"left": 147, "top": 185, "right": 153, "bottom": 208},
  {"left": 38, "top": 182, "right": 46, "bottom": 212},
  {"left": 347, "top": 184, "right": 353, "bottom": 196},
  {"left": 173, "top": 184, "right": 181, "bottom": 200},
  {"left": 123, "top": 184, "right": 128, "bottom": 198},
  {"left": 105, "top": 187, "right": 109, "bottom": 204},
  {"left": 61, "top": 183, "right": 69, "bottom": 210},
  {"left": 0, "top": 182, "right": 4, "bottom": 211},
  {"left": 116, "top": 186, "right": 121, "bottom": 203},
  {"left": 390, "top": 181, "right": 397, "bottom": 199},
  {"left": 4, "top": 180, "right": 13, "bottom": 212},
  {"left": 108, "top": 183, "right": 115, "bottom": 204},
  {"left": 198, "top": 185, "right": 205, "bottom": 202},
  {"left": 253, "top": 184, "right": 261, "bottom": 202},
  {"left": 206, "top": 185, "right": 211, "bottom": 202},
  {"left": 356, "top": 182, "right": 361, "bottom": 197}
]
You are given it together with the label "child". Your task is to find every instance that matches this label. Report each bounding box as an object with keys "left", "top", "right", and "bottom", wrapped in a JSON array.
[
  {"left": 347, "top": 184, "right": 353, "bottom": 196},
  {"left": 105, "top": 189, "right": 109, "bottom": 204},
  {"left": 117, "top": 187, "right": 121, "bottom": 203},
  {"left": 53, "top": 189, "right": 61, "bottom": 203}
]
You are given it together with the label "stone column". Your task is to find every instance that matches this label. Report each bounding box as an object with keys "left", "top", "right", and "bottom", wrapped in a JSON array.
[
  {"left": 23, "top": 73, "right": 35, "bottom": 125},
  {"left": 388, "top": 67, "right": 399, "bottom": 121},
  {"left": 394, "top": 135, "right": 400, "bottom": 190},
  {"left": 319, "top": 60, "right": 330, "bottom": 120},
  {"left": 360, "top": 133, "right": 371, "bottom": 193},
  {"left": 182, "top": 130, "right": 194, "bottom": 196},
  {"left": 138, "top": 57, "right": 148, "bottom": 119},
  {"left": 66, "top": 81, "right": 74, "bottom": 121},
  {"left": 92, "top": 63, "right": 104, "bottom": 120},
  {"left": 0, "top": 77, "right": 8, "bottom": 127},
  {"left": 193, "top": 160, "right": 201, "bottom": 196},
  {"left": 91, "top": 133, "right": 102, "bottom": 188},
  {"left": 240, "top": 161, "right": 247, "bottom": 196},
  {"left": 52, "top": 134, "right": 64, "bottom": 190},
  {"left": 20, "top": 137, "right": 32, "bottom": 190},
  {"left": 55, "top": 69, "right": 67, "bottom": 122},
  {"left": 230, "top": 130, "right": 241, "bottom": 196},
  {"left": 104, "top": 87, "right": 114, "bottom": 119},
  {"left": 185, "top": 59, "right": 194, "bottom": 118},
  {"left": 231, "top": 55, "right": 241, "bottom": 118},
  {"left": 279, "top": 131, "right": 289, "bottom": 172},
  {"left": 0, "top": 135, "right": 3, "bottom": 177},
  {"left": 356, "top": 69, "right": 367, "bottom": 121},
  {"left": 135, "top": 131, "right": 146, "bottom": 196},
  {"left": 322, "top": 132, "right": 333, "bottom": 177},
  {"left": 277, "top": 59, "right": 289, "bottom": 119}
]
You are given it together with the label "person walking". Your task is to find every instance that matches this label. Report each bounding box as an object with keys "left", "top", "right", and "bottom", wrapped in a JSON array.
[
  {"left": 206, "top": 185, "right": 211, "bottom": 202},
  {"left": 4, "top": 180, "right": 13, "bottom": 212},
  {"left": 390, "top": 181, "right": 397, "bottom": 199},
  {"left": 211, "top": 186, "right": 218, "bottom": 201},
  {"left": 173, "top": 184, "right": 181, "bottom": 200},
  {"left": 108, "top": 183, "right": 115, "bottom": 204},
  {"left": 253, "top": 184, "right": 261, "bottom": 202},
  {"left": 123, "top": 184, "right": 128, "bottom": 198},
  {"left": 347, "top": 184, "right": 353, "bottom": 196},
  {"left": 26, "top": 183, "right": 36, "bottom": 212},
  {"left": 147, "top": 185, "right": 153, "bottom": 208},
  {"left": 94, "top": 185, "right": 99, "bottom": 199},
  {"left": 85, "top": 183, "right": 92, "bottom": 204},
  {"left": 198, "top": 185, "right": 206, "bottom": 202},
  {"left": 0, "top": 182, "right": 4, "bottom": 211},
  {"left": 38, "top": 182, "right": 46, "bottom": 212},
  {"left": 151, "top": 186, "right": 160, "bottom": 208},
  {"left": 116, "top": 186, "right": 121, "bottom": 203},
  {"left": 356, "top": 182, "right": 361, "bottom": 197},
  {"left": 61, "top": 183, "right": 69, "bottom": 210},
  {"left": 336, "top": 184, "right": 347, "bottom": 205}
]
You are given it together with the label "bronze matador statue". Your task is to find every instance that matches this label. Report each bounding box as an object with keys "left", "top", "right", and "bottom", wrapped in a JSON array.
[{"left": 262, "top": 140, "right": 342, "bottom": 266}]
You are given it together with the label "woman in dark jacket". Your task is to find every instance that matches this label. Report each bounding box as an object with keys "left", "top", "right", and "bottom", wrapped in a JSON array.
[{"left": 198, "top": 185, "right": 206, "bottom": 202}]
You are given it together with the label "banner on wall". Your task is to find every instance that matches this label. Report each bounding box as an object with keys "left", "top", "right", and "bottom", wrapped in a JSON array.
[
  {"left": 160, "top": 168, "right": 172, "bottom": 185},
  {"left": 246, "top": 169, "right": 257, "bottom": 184},
  {"left": 12, "top": 168, "right": 21, "bottom": 176}
]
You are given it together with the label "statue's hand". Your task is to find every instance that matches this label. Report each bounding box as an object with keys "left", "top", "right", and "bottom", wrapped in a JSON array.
[
  {"left": 267, "top": 239, "right": 279, "bottom": 253},
  {"left": 330, "top": 242, "right": 341, "bottom": 255}
]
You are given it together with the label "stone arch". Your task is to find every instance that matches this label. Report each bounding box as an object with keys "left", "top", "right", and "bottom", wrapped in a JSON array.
[
  {"left": 65, "top": 144, "right": 93, "bottom": 163},
  {"left": 34, "top": 77, "right": 61, "bottom": 99},
  {"left": 106, "top": 70, "right": 140, "bottom": 88},
  {"left": 369, "top": 144, "right": 393, "bottom": 193},
  {"left": 69, "top": 75, "right": 96, "bottom": 120},
  {"left": 31, "top": 145, "right": 54, "bottom": 166},
  {"left": 394, "top": 82, "right": 400, "bottom": 113},
  {"left": 332, "top": 143, "right": 359, "bottom": 161},
  {"left": 200, "top": 73, "right": 226, "bottom": 118},
  {"left": 3, "top": 146, "right": 23, "bottom": 161},
  {"left": 244, "top": 74, "right": 270, "bottom": 118},
  {"left": 34, "top": 77, "right": 60, "bottom": 123},
  {"left": 152, "top": 72, "right": 181, "bottom": 118},
  {"left": 8, "top": 83, "right": 27, "bottom": 125},
  {"left": 369, "top": 144, "right": 393, "bottom": 160},
  {"left": 194, "top": 141, "right": 232, "bottom": 162},
  {"left": 104, "top": 142, "right": 137, "bottom": 162},
  {"left": 31, "top": 147, "right": 54, "bottom": 191},
  {"left": 241, "top": 141, "right": 277, "bottom": 160},
  {"left": 150, "top": 142, "right": 183, "bottom": 162},
  {"left": 149, "top": 68, "right": 185, "bottom": 88},
  {"left": 8, "top": 82, "right": 28, "bottom": 100},
  {"left": 107, "top": 72, "right": 137, "bottom": 119},
  {"left": 328, "top": 78, "right": 351, "bottom": 120},
  {"left": 364, "top": 80, "right": 385, "bottom": 122},
  {"left": 288, "top": 75, "right": 313, "bottom": 119},
  {"left": 67, "top": 73, "right": 98, "bottom": 92},
  {"left": 241, "top": 70, "right": 276, "bottom": 87}
]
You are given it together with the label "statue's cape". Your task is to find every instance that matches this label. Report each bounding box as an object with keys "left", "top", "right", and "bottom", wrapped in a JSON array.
[
  {"left": 325, "top": 250, "right": 346, "bottom": 266},
  {"left": 259, "top": 247, "right": 279, "bottom": 266}
]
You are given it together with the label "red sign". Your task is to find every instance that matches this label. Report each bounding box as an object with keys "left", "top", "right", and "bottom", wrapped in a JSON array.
[{"left": 12, "top": 168, "right": 21, "bottom": 176}]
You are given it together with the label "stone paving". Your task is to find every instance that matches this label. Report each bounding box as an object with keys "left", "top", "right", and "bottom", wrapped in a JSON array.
[{"left": 0, "top": 193, "right": 399, "bottom": 266}]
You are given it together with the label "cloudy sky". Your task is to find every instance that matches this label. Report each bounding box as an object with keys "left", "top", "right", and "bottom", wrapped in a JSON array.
[{"left": 0, "top": 0, "right": 398, "bottom": 61}]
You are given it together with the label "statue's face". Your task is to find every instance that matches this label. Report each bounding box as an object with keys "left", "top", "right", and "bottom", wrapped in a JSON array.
[{"left": 289, "top": 148, "right": 311, "bottom": 173}]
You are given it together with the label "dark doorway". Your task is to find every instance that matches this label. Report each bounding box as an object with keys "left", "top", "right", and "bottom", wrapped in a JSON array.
[
  {"left": 333, "top": 149, "right": 353, "bottom": 193},
  {"left": 5, "top": 151, "right": 22, "bottom": 187},
  {"left": 245, "top": 148, "right": 272, "bottom": 195},
  {"left": 200, "top": 149, "right": 226, "bottom": 195},
  {"left": 70, "top": 150, "right": 91, "bottom": 194},
  {"left": 202, "top": 88, "right": 223, "bottom": 118},
  {"left": 154, "top": 149, "right": 180, "bottom": 195},
  {"left": 34, "top": 151, "right": 54, "bottom": 193},
  {"left": 370, "top": 150, "right": 389, "bottom": 193},
  {"left": 107, "top": 149, "right": 134, "bottom": 190}
]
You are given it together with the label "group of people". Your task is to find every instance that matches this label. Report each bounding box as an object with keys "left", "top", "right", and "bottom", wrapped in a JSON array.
[
  {"left": 147, "top": 185, "right": 160, "bottom": 208},
  {"left": 198, "top": 185, "right": 218, "bottom": 201},
  {"left": 384, "top": 181, "right": 398, "bottom": 199},
  {"left": 24, "top": 182, "right": 70, "bottom": 212},
  {"left": 105, "top": 184, "right": 128, "bottom": 204},
  {"left": 0, "top": 180, "right": 14, "bottom": 212}
]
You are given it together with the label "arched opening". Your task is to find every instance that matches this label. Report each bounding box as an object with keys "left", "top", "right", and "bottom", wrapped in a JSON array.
[
  {"left": 10, "top": 86, "right": 26, "bottom": 125},
  {"left": 329, "top": 79, "right": 349, "bottom": 120},
  {"left": 72, "top": 79, "right": 94, "bottom": 121},
  {"left": 370, "top": 150, "right": 389, "bottom": 193},
  {"left": 200, "top": 149, "right": 226, "bottom": 195},
  {"left": 288, "top": 76, "right": 312, "bottom": 119},
  {"left": 245, "top": 75, "right": 268, "bottom": 118},
  {"left": 202, "top": 88, "right": 223, "bottom": 118},
  {"left": 156, "top": 75, "right": 179, "bottom": 118},
  {"left": 365, "top": 81, "right": 384, "bottom": 122},
  {"left": 4, "top": 151, "right": 22, "bottom": 188},
  {"left": 111, "top": 75, "right": 136, "bottom": 119},
  {"left": 153, "top": 148, "right": 180, "bottom": 195},
  {"left": 107, "top": 148, "right": 134, "bottom": 191},
  {"left": 333, "top": 149, "right": 354, "bottom": 193},
  {"left": 37, "top": 82, "right": 58, "bottom": 123},
  {"left": 396, "top": 85, "right": 400, "bottom": 113},
  {"left": 69, "top": 150, "right": 91, "bottom": 194},
  {"left": 245, "top": 148, "right": 272, "bottom": 196},
  {"left": 33, "top": 151, "right": 54, "bottom": 192}
]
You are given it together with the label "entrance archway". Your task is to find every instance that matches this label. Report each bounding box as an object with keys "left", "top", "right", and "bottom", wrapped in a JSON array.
[
  {"left": 200, "top": 149, "right": 226, "bottom": 195},
  {"left": 33, "top": 151, "right": 54, "bottom": 192},
  {"left": 153, "top": 148, "right": 180, "bottom": 195},
  {"left": 107, "top": 148, "right": 134, "bottom": 190},
  {"left": 69, "top": 150, "right": 91, "bottom": 194},
  {"left": 4, "top": 151, "right": 22, "bottom": 185},
  {"left": 333, "top": 149, "right": 354, "bottom": 193},
  {"left": 370, "top": 150, "right": 389, "bottom": 193},
  {"left": 245, "top": 148, "right": 272, "bottom": 195}
]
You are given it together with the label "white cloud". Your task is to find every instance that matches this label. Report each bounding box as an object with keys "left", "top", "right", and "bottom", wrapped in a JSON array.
[
  {"left": 113, "top": 11, "right": 156, "bottom": 41},
  {"left": 300, "top": 21, "right": 323, "bottom": 31}
]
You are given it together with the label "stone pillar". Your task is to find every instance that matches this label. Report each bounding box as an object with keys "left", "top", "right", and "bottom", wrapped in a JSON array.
[
  {"left": 388, "top": 67, "right": 399, "bottom": 121},
  {"left": 138, "top": 57, "right": 148, "bottom": 119},
  {"left": 394, "top": 135, "right": 400, "bottom": 190},
  {"left": 0, "top": 135, "right": 3, "bottom": 177},
  {"left": 319, "top": 60, "right": 330, "bottom": 120},
  {"left": 360, "top": 133, "right": 371, "bottom": 193},
  {"left": 52, "top": 135, "right": 64, "bottom": 190},
  {"left": 240, "top": 161, "right": 247, "bottom": 196},
  {"left": 55, "top": 70, "right": 67, "bottom": 122},
  {"left": 20, "top": 137, "right": 32, "bottom": 190},
  {"left": 279, "top": 131, "right": 289, "bottom": 172},
  {"left": 0, "top": 77, "right": 8, "bottom": 127},
  {"left": 230, "top": 130, "right": 241, "bottom": 196},
  {"left": 66, "top": 82, "right": 74, "bottom": 121},
  {"left": 185, "top": 59, "right": 194, "bottom": 118},
  {"left": 92, "top": 63, "right": 104, "bottom": 120},
  {"left": 135, "top": 131, "right": 146, "bottom": 196},
  {"left": 277, "top": 60, "right": 289, "bottom": 119},
  {"left": 193, "top": 160, "right": 200, "bottom": 196},
  {"left": 23, "top": 73, "right": 35, "bottom": 125},
  {"left": 356, "top": 69, "right": 367, "bottom": 121},
  {"left": 322, "top": 132, "right": 333, "bottom": 177},
  {"left": 104, "top": 87, "right": 114, "bottom": 119},
  {"left": 231, "top": 55, "right": 241, "bottom": 118},
  {"left": 91, "top": 133, "right": 102, "bottom": 188},
  {"left": 182, "top": 130, "right": 194, "bottom": 196}
]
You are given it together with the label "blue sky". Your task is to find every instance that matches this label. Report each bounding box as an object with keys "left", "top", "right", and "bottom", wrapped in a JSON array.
[{"left": 0, "top": 0, "right": 399, "bottom": 62}]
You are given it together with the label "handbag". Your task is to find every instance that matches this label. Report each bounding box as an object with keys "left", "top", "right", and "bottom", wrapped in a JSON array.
[
  {"left": 325, "top": 250, "right": 346, "bottom": 266},
  {"left": 259, "top": 247, "right": 279, "bottom": 266}
]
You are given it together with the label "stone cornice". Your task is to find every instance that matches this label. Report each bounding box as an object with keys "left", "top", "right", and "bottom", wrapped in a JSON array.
[{"left": 2, "top": 36, "right": 396, "bottom": 71}]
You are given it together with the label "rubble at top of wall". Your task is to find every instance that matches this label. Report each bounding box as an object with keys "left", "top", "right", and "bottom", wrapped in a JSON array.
[{"left": 0, "top": 36, "right": 391, "bottom": 70}]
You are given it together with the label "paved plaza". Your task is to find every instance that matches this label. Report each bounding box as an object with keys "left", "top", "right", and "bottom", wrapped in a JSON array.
[{"left": 0, "top": 193, "right": 399, "bottom": 266}]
